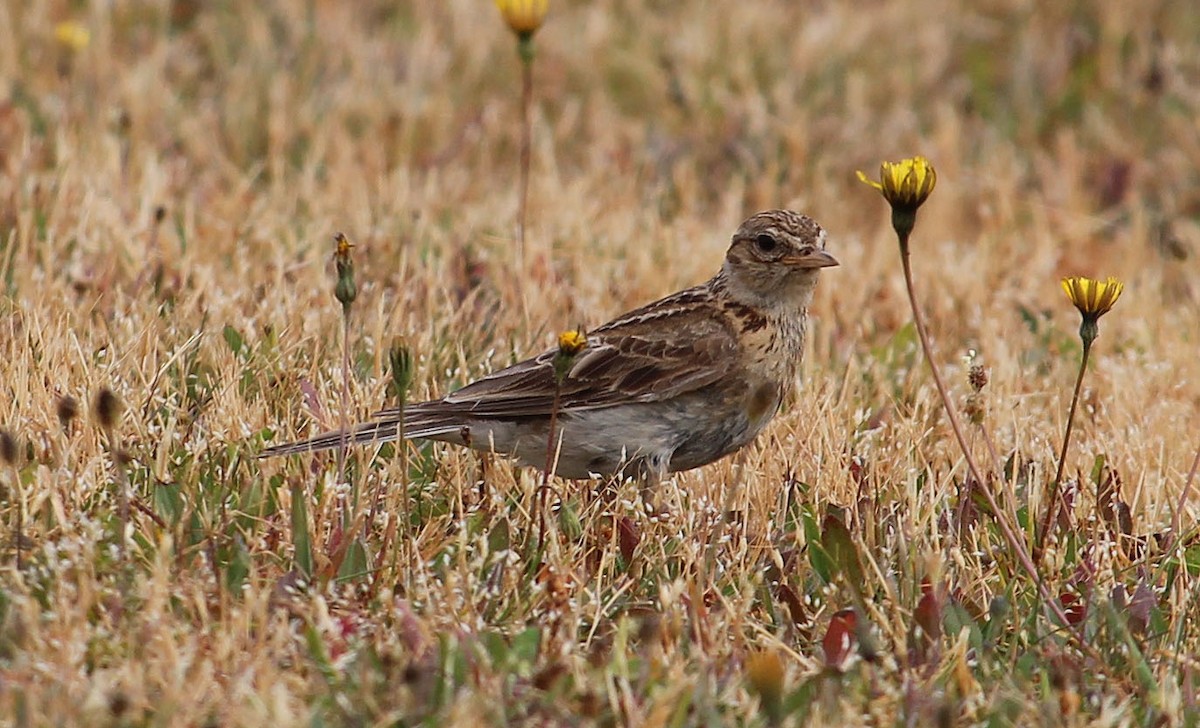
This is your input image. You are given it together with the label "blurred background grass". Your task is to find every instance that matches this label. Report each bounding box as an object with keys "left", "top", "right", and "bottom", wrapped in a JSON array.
[{"left": 1, "top": 0, "right": 1199, "bottom": 725}]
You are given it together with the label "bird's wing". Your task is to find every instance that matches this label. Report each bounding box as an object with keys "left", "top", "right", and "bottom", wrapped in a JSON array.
[{"left": 375, "top": 284, "right": 741, "bottom": 420}]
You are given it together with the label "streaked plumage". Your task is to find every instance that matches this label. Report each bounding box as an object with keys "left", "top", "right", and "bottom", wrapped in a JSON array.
[{"left": 260, "top": 210, "right": 837, "bottom": 479}]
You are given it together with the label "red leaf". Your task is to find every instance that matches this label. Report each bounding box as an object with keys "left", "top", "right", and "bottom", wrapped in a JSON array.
[
  {"left": 822, "top": 608, "right": 857, "bottom": 669},
  {"left": 1060, "top": 592, "right": 1087, "bottom": 626},
  {"left": 915, "top": 581, "right": 942, "bottom": 640},
  {"left": 776, "top": 583, "right": 806, "bottom": 628},
  {"left": 1127, "top": 581, "right": 1155, "bottom": 634},
  {"left": 299, "top": 378, "right": 325, "bottom": 428},
  {"left": 617, "top": 516, "right": 640, "bottom": 564}
]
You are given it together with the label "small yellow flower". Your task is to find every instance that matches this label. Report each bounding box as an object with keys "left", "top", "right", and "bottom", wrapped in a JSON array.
[
  {"left": 557, "top": 329, "right": 587, "bottom": 356},
  {"left": 334, "top": 232, "right": 354, "bottom": 263},
  {"left": 857, "top": 156, "right": 937, "bottom": 213},
  {"left": 552, "top": 329, "right": 587, "bottom": 384},
  {"left": 54, "top": 20, "right": 91, "bottom": 52},
  {"left": 745, "top": 650, "right": 785, "bottom": 721},
  {"left": 495, "top": 0, "right": 549, "bottom": 37},
  {"left": 332, "top": 233, "right": 356, "bottom": 308},
  {"left": 1061, "top": 276, "right": 1123, "bottom": 320}
]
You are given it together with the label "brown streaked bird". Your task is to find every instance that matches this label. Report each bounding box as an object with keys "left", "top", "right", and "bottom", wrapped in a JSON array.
[{"left": 260, "top": 210, "right": 838, "bottom": 481}]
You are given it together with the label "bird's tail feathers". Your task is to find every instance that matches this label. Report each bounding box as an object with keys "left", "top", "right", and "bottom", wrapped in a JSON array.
[{"left": 258, "top": 417, "right": 463, "bottom": 458}]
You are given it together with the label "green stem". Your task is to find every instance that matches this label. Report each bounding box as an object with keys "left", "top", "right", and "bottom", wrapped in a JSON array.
[
  {"left": 337, "top": 310, "right": 352, "bottom": 530},
  {"left": 538, "top": 384, "right": 562, "bottom": 551},
  {"left": 1038, "top": 340, "right": 1091, "bottom": 558}
]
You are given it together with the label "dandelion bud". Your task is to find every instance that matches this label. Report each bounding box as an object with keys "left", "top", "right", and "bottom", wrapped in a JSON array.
[
  {"left": 389, "top": 338, "right": 414, "bottom": 402},
  {"left": 333, "top": 233, "right": 357, "bottom": 310}
]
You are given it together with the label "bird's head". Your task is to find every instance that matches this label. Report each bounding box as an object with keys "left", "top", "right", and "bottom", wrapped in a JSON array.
[{"left": 722, "top": 209, "right": 838, "bottom": 309}]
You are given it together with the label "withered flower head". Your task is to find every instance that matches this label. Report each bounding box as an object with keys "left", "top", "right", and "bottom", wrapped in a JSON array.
[
  {"left": 0, "top": 430, "right": 17, "bottom": 465},
  {"left": 57, "top": 395, "right": 80, "bottom": 428},
  {"left": 93, "top": 388, "right": 122, "bottom": 429}
]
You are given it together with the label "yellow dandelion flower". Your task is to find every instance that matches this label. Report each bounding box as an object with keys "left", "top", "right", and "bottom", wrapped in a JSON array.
[
  {"left": 495, "top": 0, "right": 549, "bottom": 37},
  {"left": 1061, "top": 276, "right": 1122, "bottom": 348},
  {"left": 857, "top": 156, "right": 937, "bottom": 213},
  {"left": 552, "top": 328, "right": 587, "bottom": 383},
  {"left": 556, "top": 329, "right": 587, "bottom": 356},
  {"left": 1061, "top": 276, "right": 1123, "bottom": 320},
  {"left": 745, "top": 650, "right": 785, "bottom": 722},
  {"left": 54, "top": 21, "right": 91, "bottom": 52}
]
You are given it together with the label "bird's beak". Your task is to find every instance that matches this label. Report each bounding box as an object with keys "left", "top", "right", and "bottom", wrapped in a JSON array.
[{"left": 782, "top": 248, "right": 839, "bottom": 269}]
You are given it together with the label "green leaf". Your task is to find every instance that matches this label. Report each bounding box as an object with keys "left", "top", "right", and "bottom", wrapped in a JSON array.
[
  {"left": 225, "top": 535, "right": 250, "bottom": 594},
  {"left": 336, "top": 538, "right": 370, "bottom": 582},
  {"left": 153, "top": 481, "right": 184, "bottom": 525},
  {"left": 808, "top": 542, "right": 835, "bottom": 585},
  {"left": 291, "top": 483, "right": 313, "bottom": 577},
  {"left": 821, "top": 508, "right": 864, "bottom": 588},
  {"left": 510, "top": 627, "right": 541, "bottom": 669},
  {"left": 222, "top": 324, "right": 244, "bottom": 356}
]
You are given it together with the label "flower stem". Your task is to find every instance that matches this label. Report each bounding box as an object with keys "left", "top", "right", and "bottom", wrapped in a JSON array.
[
  {"left": 898, "top": 237, "right": 1087, "bottom": 645},
  {"left": 538, "top": 384, "right": 563, "bottom": 551},
  {"left": 1037, "top": 340, "right": 1091, "bottom": 560},
  {"left": 898, "top": 239, "right": 985, "bottom": 492},
  {"left": 517, "top": 50, "right": 533, "bottom": 262},
  {"left": 337, "top": 310, "right": 352, "bottom": 528}
]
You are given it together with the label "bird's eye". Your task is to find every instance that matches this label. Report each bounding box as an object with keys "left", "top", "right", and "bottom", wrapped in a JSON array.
[{"left": 754, "top": 234, "right": 778, "bottom": 254}]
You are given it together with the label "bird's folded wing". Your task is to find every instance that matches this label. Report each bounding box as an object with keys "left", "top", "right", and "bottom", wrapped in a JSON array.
[{"left": 374, "top": 298, "right": 739, "bottom": 420}]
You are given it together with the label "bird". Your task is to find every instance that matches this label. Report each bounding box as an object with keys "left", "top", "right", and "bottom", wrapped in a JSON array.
[{"left": 260, "top": 209, "right": 838, "bottom": 482}]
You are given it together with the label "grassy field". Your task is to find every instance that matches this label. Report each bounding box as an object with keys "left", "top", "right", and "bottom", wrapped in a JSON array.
[{"left": 2, "top": 0, "right": 1200, "bottom": 725}]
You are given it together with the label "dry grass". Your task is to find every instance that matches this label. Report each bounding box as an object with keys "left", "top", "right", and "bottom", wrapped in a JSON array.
[{"left": 2, "top": 0, "right": 1199, "bottom": 725}]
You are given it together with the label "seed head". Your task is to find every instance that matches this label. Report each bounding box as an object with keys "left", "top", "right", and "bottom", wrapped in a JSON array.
[
  {"left": 57, "top": 395, "right": 80, "bottom": 429},
  {"left": 968, "top": 364, "right": 988, "bottom": 392},
  {"left": 0, "top": 430, "right": 17, "bottom": 465},
  {"left": 93, "top": 388, "right": 122, "bottom": 429}
]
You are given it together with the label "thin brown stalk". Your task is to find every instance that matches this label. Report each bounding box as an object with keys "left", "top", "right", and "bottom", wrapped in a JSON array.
[
  {"left": 1037, "top": 341, "right": 1091, "bottom": 560},
  {"left": 898, "top": 240, "right": 1086, "bottom": 647},
  {"left": 979, "top": 424, "right": 1022, "bottom": 527},
  {"left": 7, "top": 463, "right": 21, "bottom": 572},
  {"left": 517, "top": 54, "right": 533, "bottom": 260},
  {"left": 1170, "top": 444, "right": 1200, "bottom": 551}
]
